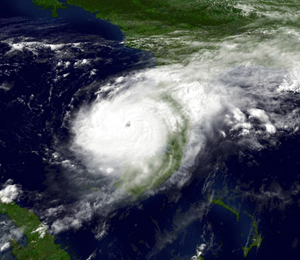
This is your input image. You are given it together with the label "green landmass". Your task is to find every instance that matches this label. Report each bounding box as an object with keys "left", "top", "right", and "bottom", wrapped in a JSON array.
[
  {"left": 31, "top": 0, "right": 300, "bottom": 63},
  {"left": 210, "top": 198, "right": 240, "bottom": 221},
  {"left": 33, "top": 0, "right": 67, "bottom": 17},
  {"left": 67, "top": 0, "right": 247, "bottom": 36},
  {"left": 209, "top": 197, "right": 263, "bottom": 257},
  {"left": 31, "top": 0, "right": 256, "bottom": 64},
  {"left": 0, "top": 202, "right": 70, "bottom": 260},
  {"left": 242, "top": 217, "right": 263, "bottom": 258}
]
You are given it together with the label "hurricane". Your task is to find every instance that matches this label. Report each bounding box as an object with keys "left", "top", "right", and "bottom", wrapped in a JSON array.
[
  {"left": 65, "top": 24, "right": 300, "bottom": 211},
  {"left": 71, "top": 74, "right": 189, "bottom": 195},
  {"left": 2, "top": 0, "right": 300, "bottom": 259}
]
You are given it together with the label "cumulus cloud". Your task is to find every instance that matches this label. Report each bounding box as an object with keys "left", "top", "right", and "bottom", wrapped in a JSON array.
[
  {"left": 32, "top": 224, "right": 48, "bottom": 239},
  {"left": 0, "top": 182, "right": 20, "bottom": 204},
  {"left": 0, "top": 242, "right": 10, "bottom": 252}
]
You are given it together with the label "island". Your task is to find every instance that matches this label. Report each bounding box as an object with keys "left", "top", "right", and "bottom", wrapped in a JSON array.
[
  {"left": 0, "top": 202, "right": 70, "bottom": 260},
  {"left": 242, "top": 216, "right": 263, "bottom": 258},
  {"left": 210, "top": 197, "right": 240, "bottom": 221}
]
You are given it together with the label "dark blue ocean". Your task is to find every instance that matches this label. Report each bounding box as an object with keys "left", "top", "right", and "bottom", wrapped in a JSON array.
[{"left": 1, "top": 1, "right": 300, "bottom": 260}]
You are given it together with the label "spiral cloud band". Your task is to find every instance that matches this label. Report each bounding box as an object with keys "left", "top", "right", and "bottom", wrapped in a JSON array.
[
  {"left": 71, "top": 73, "right": 190, "bottom": 195},
  {"left": 70, "top": 26, "right": 300, "bottom": 200}
]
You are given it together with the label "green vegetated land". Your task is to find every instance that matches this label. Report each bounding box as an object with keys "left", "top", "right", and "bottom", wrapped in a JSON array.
[
  {"left": 33, "top": 0, "right": 66, "bottom": 17},
  {"left": 0, "top": 202, "right": 70, "bottom": 260},
  {"left": 31, "top": 0, "right": 300, "bottom": 63},
  {"left": 33, "top": 0, "right": 247, "bottom": 34},
  {"left": 32, "top": 0, "right": 256, "bottom": 63},
  {"left": 67, "top": 0, "right": 246, "bottom": 35},
  {"left": 211, "top": 197, "right": 240, "bottom": 221},
  {"left": 210, "top": 198, "right": 262, "bottom": 257},
  {"left": 242, "top": 216, "right": 263, "bottom": 258}
]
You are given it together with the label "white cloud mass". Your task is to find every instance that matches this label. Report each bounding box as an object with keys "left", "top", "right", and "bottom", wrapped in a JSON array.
[{"left": 0, "top": 183, "right": 20, "bottom": 204}]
